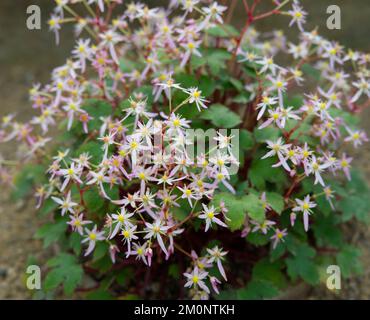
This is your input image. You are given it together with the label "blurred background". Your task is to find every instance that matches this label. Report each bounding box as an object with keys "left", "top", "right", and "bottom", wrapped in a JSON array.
[{"left": 0, "top": 0, "right": 369, "bottom": 299}]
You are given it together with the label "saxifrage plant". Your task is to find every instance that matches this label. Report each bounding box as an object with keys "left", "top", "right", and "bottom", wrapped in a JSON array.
[{"left": 1, "top": 0, "right": 369, "bottom": 299}]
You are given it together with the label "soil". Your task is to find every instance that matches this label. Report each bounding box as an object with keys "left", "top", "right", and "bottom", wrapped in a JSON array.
[{"left": 0, "top": 0, "right": 369, "bottom": 299}]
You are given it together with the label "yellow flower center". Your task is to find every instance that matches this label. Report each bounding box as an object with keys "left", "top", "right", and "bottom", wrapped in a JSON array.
[
  {"left": 272, "top": 145, "right": 280, "bottom": 152},
  {"left": 74, "top": 219, "right": 81, "bottom": 227},
  {"left": 217, "top": 159, "right": 224, "bottom": 166},
  {"left": 193, "top": 90, "right": 201, "bottom": 98},
  {"left": 48, "top": 19, "right": 57, "bottom": 27},
  {"left": 295, "top": 69, "right": 303, "bottom": 77},
  {"left": 319, "top": 102, "right": 326, "bottom": 110},
  {"left": 188, "top": 42, "right": 195, "bottom": 50}
]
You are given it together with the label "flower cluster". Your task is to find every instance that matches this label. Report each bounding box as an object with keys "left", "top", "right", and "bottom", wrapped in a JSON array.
[
  {"left": 0, "top": 0, "right": 369, "bottom": 299},
  {"left": 47, "top": 79, "right": 235, "bottom": 297}
]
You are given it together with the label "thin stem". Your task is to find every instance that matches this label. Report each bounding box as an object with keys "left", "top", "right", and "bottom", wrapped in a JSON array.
[
  {"left": 82, "top": 0, "right": 96, "bottom": 17},
  {"left": 172, "top": 97, "right": 190, "bottom": 114},
  {"left": 174, "top": 243, "right": 193, "bottom": 259}
]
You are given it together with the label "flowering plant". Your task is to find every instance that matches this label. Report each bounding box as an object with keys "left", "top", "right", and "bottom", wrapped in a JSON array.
[{"left": 1, "top": 0, "right": 369, "bottom": 299}]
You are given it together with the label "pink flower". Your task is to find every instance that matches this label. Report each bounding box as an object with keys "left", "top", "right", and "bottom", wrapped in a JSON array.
[
  {"left": 338, "top": 153, "right": 352, "bottom": 181},
  {"left": 82, "top": 225, "right": 105, "bottom": 256},
  {"left": 51, "top": 191, "right": 78, "bottom": 216},
  {"left": 251, "top": 219, "right": 276, "bottom": 234},
  {"left": 184, "top": 267, "right": 210, "bottom": 294},
  {"left": 292, "top": 195, "right": 317, "bottom": 231},
  {"left": 198, "top": 204, "right": 228, "bottom": 232},
  {"left": 270, "top": 228, "right": 288, "bottom": 249},
  {"left": 206, "top": 246, "right": 228, "bottom": 281}
]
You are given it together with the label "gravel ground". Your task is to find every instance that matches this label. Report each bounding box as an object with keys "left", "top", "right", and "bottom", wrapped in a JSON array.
[
  {"left": 0, "top": 0, "right": 72, "bottom": 299},
  {"left": 0, "top": 0, "right": 369, "bottom": 299}
]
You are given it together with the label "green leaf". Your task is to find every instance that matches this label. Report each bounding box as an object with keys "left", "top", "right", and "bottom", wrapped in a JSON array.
[
  {"left": 330, "top": 108, "right": 359, "bottom": 128},
  {"left": 284, "top": 94, "right": 304, "bottom": 109},
  {"left": 84, "top": 188, "right": 105, "bottom": 212},
  {"left": 69, "top": 232, "right": 82, "bottom": 255},
  {"left": 119, "top": 57, "right": 141, "bottom": 73},
  {"left": 312, "top": 214, "right": 343, "bottom": 248},
  {"left": 201, "top": 104, "right": 241, "bottom": 128},
  {"left": 174, "top": 73, "right": 198, "bottom": 88},
  {"left": 35, "top": 216, "right": 68, "bottom": 248},
  {"left": 198, "top": 75, "right": 217, "bottom": 97},
  {"left": 75, "top": 141, "right": 103, "bottom": 165},
  {"left": 206, "top": 49, "right": 233, "bottom": 74},
  {"left": 252, "top": 259, "right": 286, "bottom": 289},
  {"left": 266, "top": 192, "right": 285, "bottom": 214},
  {"left": 133, "top": 85, "right": 154, "bottom": 104},
  {"left": 337, "top": 245, "right": 363, "bottom": 278},
  {"left": 115, "top": 268, "right": 134, "bottom": 286},
  {"left": 207, "top": 24, "right": 239, "bottom": 38},
  {"left": 228, "top": 78, "right": 244, "bottom": 92},
  {"left": 285, "top": 242, "right": 319, "bottom": 285},
  {"left": 44, "top": 269, "right": 65, "bottom": 291},
  {"left": 212, "top": 191, "right": 266, "bottom": 229},
  {"left": 239, "top": 129, "right": 254, "bottom": 150},
  {"left": 338, "top": 170, "right": 370, "bottom": 223},
  {"left": 243, "top": 193, "right": 265, "bottom": 223},
  {"left": 248, "top": 151, "right": 287, "bottom": 191},
  {"left": 301, "top": 63, "right": 321, "bottom": 80},
  {"left": 212, "top": 192, "right": 247, "bottom": 231},
  {"left": 270, "top": 241, "right": 286, "bottom": 261},
  {"left": 93, "top": 241, "right": 109, "bottom": 262},
  {"left": 192, "top": 48, "right": 232, "bottom": 74},
  {"left": 237, "top": 279, "right": 279, "bottom": 300},
  {"left": 86, "top": 289, "right": 115, "bottom": 300},
  {"left": 82, "top": 99, "right": 112, "bottom": 131},
  {"left": 253, "top": 127, "right": 280, "bottom": 143},
  {"left": 12, "top": 164, "right": 46, "bottom": 200},
  {"left": 38, "top": 198, "right": 59, "bottom": 216},
  {"left": 45, "top": 253, "right": 83, "bottom": 296},
  {"left": 233, "top": 93, "right": 251, "bottom": 104},
  {"left": 246, "top": 232, "right": 270, "bottom": 246}
]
